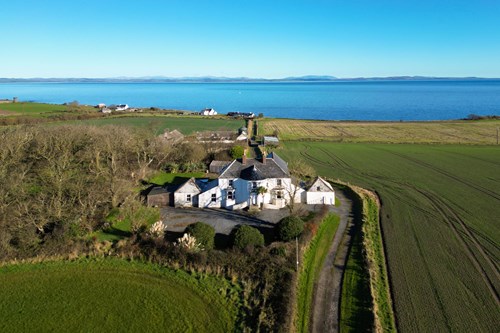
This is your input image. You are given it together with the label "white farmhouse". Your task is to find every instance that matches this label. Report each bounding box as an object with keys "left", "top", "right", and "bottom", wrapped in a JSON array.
[
  {"left": 200, "top": 108, "right": 217, "bottom": 116},
  {"left": 171, "top": 153, "right": 335, "bottom": 210}
]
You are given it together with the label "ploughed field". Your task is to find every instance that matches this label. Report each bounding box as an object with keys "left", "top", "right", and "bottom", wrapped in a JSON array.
[
  {"left": 0, "top": 259, "right": 240, "bottom": 332},
  {"left": 262, "top": 118, "right": 500, "bottom": 144},
  {"left": 280, "top": 142, "right": 500, "bottom": 332}
]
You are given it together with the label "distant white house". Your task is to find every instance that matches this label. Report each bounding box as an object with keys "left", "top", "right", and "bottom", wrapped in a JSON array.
[
  {"left": 200, "top": 108, "right": 217, "bottom": 116},
  {"left": 166, "top": 153, "right": 335, "bottom": 210},
  {"left": 115, "top": 104, "right": 129, "bottom": 111},
  {"left": 101, "top": 108, "right": 112, "bottom": 114}
]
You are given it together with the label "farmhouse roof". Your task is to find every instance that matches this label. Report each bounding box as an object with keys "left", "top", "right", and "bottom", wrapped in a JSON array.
[
  {"left": 219, "top": 153, "right": 289, "bottom": 179},
  {"left": 175, "top": 177, "right": 202, "bottom": 193}
]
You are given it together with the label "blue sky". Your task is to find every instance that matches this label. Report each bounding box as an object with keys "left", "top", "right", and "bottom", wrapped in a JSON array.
[{"left": 1, "top": 0, "right": 499, "bottom": 78}]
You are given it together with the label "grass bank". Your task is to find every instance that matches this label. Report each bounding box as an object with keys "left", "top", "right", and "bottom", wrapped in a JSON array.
[
  {"left": 0, "top": 258, "right": 241, "bottom": 332},
  {"left": 340, "top": 185, "right": 395, "bottom": 332},
  {"left": 296, "top": 214, "right": 340, "bottom": 333}
]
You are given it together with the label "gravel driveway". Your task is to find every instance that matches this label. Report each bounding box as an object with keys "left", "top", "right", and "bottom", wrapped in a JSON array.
[{"left": 161, "top": 206, "right": 282, "bottom": 235}]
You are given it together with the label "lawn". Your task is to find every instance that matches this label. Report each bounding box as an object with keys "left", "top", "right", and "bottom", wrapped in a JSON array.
[
  {"left": 148, "top": 171, "right": 208, "bottom": 186},
  {"left": 296, "top": 214, "right": 340, "bottom": 332},
  {"left": 0, "top": 259, "right": 241, "bottom": 332},
  {"left": 281, "top": 142, "right": 500, "bottom": 332}
]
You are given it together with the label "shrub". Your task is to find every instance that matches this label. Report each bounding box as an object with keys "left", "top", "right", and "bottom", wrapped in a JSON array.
[
  {"left": 233, "top": 225, "right": 264, "bottom": 249},
  {"left": 277, "top": 215, "right": 304, "bottom": 241},
  {"left": 230, "top": 145, "right": 245, "bottom": 159},
  {"left": 185, "top": 222, "right": 215, "bottom": 250}
]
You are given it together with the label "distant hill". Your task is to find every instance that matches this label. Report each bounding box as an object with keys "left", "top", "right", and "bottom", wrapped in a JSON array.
[{"left": 0, "top": 75, "right": 498, "bottom": 83}]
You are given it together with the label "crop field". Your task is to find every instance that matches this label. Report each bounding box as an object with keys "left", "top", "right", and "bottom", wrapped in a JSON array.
[
  {"left": 0, "top": 259, "right": 240, "bottom": 332},
  {"left": 66, "top": 115, "right": 243, "bottom": 134},
  {"left": 261, "top": 118, "right": 500, "bottom": 144},
  {"left": 280, "top": 142, "right": 500, "bottom": 332}
]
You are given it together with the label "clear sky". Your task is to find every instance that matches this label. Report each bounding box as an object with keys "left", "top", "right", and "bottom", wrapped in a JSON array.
[{"left": 1, "top": 0, "right": 499, "bottom": 78}]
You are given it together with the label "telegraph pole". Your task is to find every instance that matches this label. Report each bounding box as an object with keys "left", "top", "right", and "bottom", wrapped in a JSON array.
[
  {"left": 497, "top": 127, "right": 499, "bottom": 145},
  {"left": 296, "top": 236, "right": 299, "bottom": 272}
]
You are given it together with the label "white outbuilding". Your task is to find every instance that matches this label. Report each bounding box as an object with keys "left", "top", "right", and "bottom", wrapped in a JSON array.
[{"left": 306, "top": 177, "right": 335, "bottom": 205}]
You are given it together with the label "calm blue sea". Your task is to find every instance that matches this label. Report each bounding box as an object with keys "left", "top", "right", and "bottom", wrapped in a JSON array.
[{"left": 1, "top": 81, "right": 500, "bottom": 121}]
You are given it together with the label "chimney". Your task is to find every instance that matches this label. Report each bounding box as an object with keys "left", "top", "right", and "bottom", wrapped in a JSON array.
[
  {"left": 261, "top": 148, "right": 266, "bottom": 164},
  {"left": 242, "top": 149, "right": 247, "bottom": 165}
]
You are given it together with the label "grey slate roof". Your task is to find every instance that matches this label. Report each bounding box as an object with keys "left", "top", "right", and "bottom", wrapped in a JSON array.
[{"left": 219, "top": 153, "right": 289, "bottom": 179}]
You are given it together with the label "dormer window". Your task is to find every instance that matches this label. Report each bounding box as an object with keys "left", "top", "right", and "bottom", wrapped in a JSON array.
[
  {"left": 252, "top": 182, "right": 257, "bottom": 189},
  {"left": 277, "top": 179, "right": 282, "bottom": 186}
]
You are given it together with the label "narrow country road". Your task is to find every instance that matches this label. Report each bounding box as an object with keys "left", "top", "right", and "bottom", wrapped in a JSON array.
[{"left": 310, "top": 187, "right": 355, "bottom": 333}]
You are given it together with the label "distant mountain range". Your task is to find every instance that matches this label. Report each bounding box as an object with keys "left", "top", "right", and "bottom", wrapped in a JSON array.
[{"left": 0, "top": 75, "right": 498, "bottom": 83}]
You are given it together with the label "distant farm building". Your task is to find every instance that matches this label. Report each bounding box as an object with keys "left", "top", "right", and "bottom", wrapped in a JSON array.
[
  {"left": 263, "top": 136, "right": 280, "bottom": 146},
  {"left": 160, "top": 129, "right": 185, "bottom": 144},
  {"left": 227, "top": 112, "right": 255, "bottom": 118}
]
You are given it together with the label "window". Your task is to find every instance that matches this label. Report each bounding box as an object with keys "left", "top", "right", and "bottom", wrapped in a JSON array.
[
  {"left": 187, "top": 194, "right": 191, "bottom": 202},
  {"left": 229, "top": 180, "right": 233, "bottom": 187},
  {"left": 277, "top": 179, "right": 282, "bottom": 186},
  {"left": 317, "top": 186, "right": 321, "bottom": 191},
  {"left": 211, "top": 193, "right": 217, "bottom": 202},
  {"left": 252, "top": 182, "right": 257, "bottom": 189},
  {"left": 228, "top": 191, "right": 233, "bottom": 200},
  {"left": 277, "top": 191, "right": 283, "bottom": 199}
]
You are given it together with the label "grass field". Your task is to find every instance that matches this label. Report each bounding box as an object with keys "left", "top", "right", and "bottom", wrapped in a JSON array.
[
  {"left": 296, "top": 214, "right": 340, "bottom": 332},
  {"left": 280, "top": 142, "right": 500, "bottom": 332},
  {"left": 261, "top": 118, "right": 500, "bottom": 144},
  {"left": 0, "top": 259, "right": 240, "bottom": 332},
  {"left": 65, "top": 115, "right": 243, "bottom": 134},
  {"left": 0, "top": 102, "right": 69, "bottom": 115}
]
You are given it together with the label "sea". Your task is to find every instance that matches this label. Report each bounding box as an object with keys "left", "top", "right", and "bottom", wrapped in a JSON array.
[{"left": 1, "top": 80, "right": 500, "bottom": 121}]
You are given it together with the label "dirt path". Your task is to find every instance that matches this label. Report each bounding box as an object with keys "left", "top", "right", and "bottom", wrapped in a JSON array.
[{"left": 310, "top": 187, "right": 355, "bottom": 333}]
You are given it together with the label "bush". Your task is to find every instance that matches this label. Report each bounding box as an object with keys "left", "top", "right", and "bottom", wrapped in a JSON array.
[
  {"left": 233, "top": 225, "right": 264, "bottom": 249},
  {"left": 277, "top": 215, "right": 304, "bottom": 241},
  {"left": 185, "top": 222, "right": 215, "bottom": 250},
  {"left": 230, "top": 145, "right": 245, "bottom": 159}
]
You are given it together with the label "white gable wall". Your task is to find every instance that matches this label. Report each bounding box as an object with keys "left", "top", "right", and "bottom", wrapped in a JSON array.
[
  {"left": 174, "top": 181, "right": 200, "bottom": 207},
  {"left": 307, "top": 191, "right": 335, "bottom": 205}
]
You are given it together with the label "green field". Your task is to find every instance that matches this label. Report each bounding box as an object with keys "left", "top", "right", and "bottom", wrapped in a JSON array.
[
  {"left": 0, "top": 259, "right": 240, "bottom": 332},
  {"left": 65, "top": 115, "right": 243, "bottom": 134},
  {"left": 0, "top": 102, "right": 69, "bottom": 115},
  {"left": 280, "top": 142, "right": 500, "bottom": 332}
]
